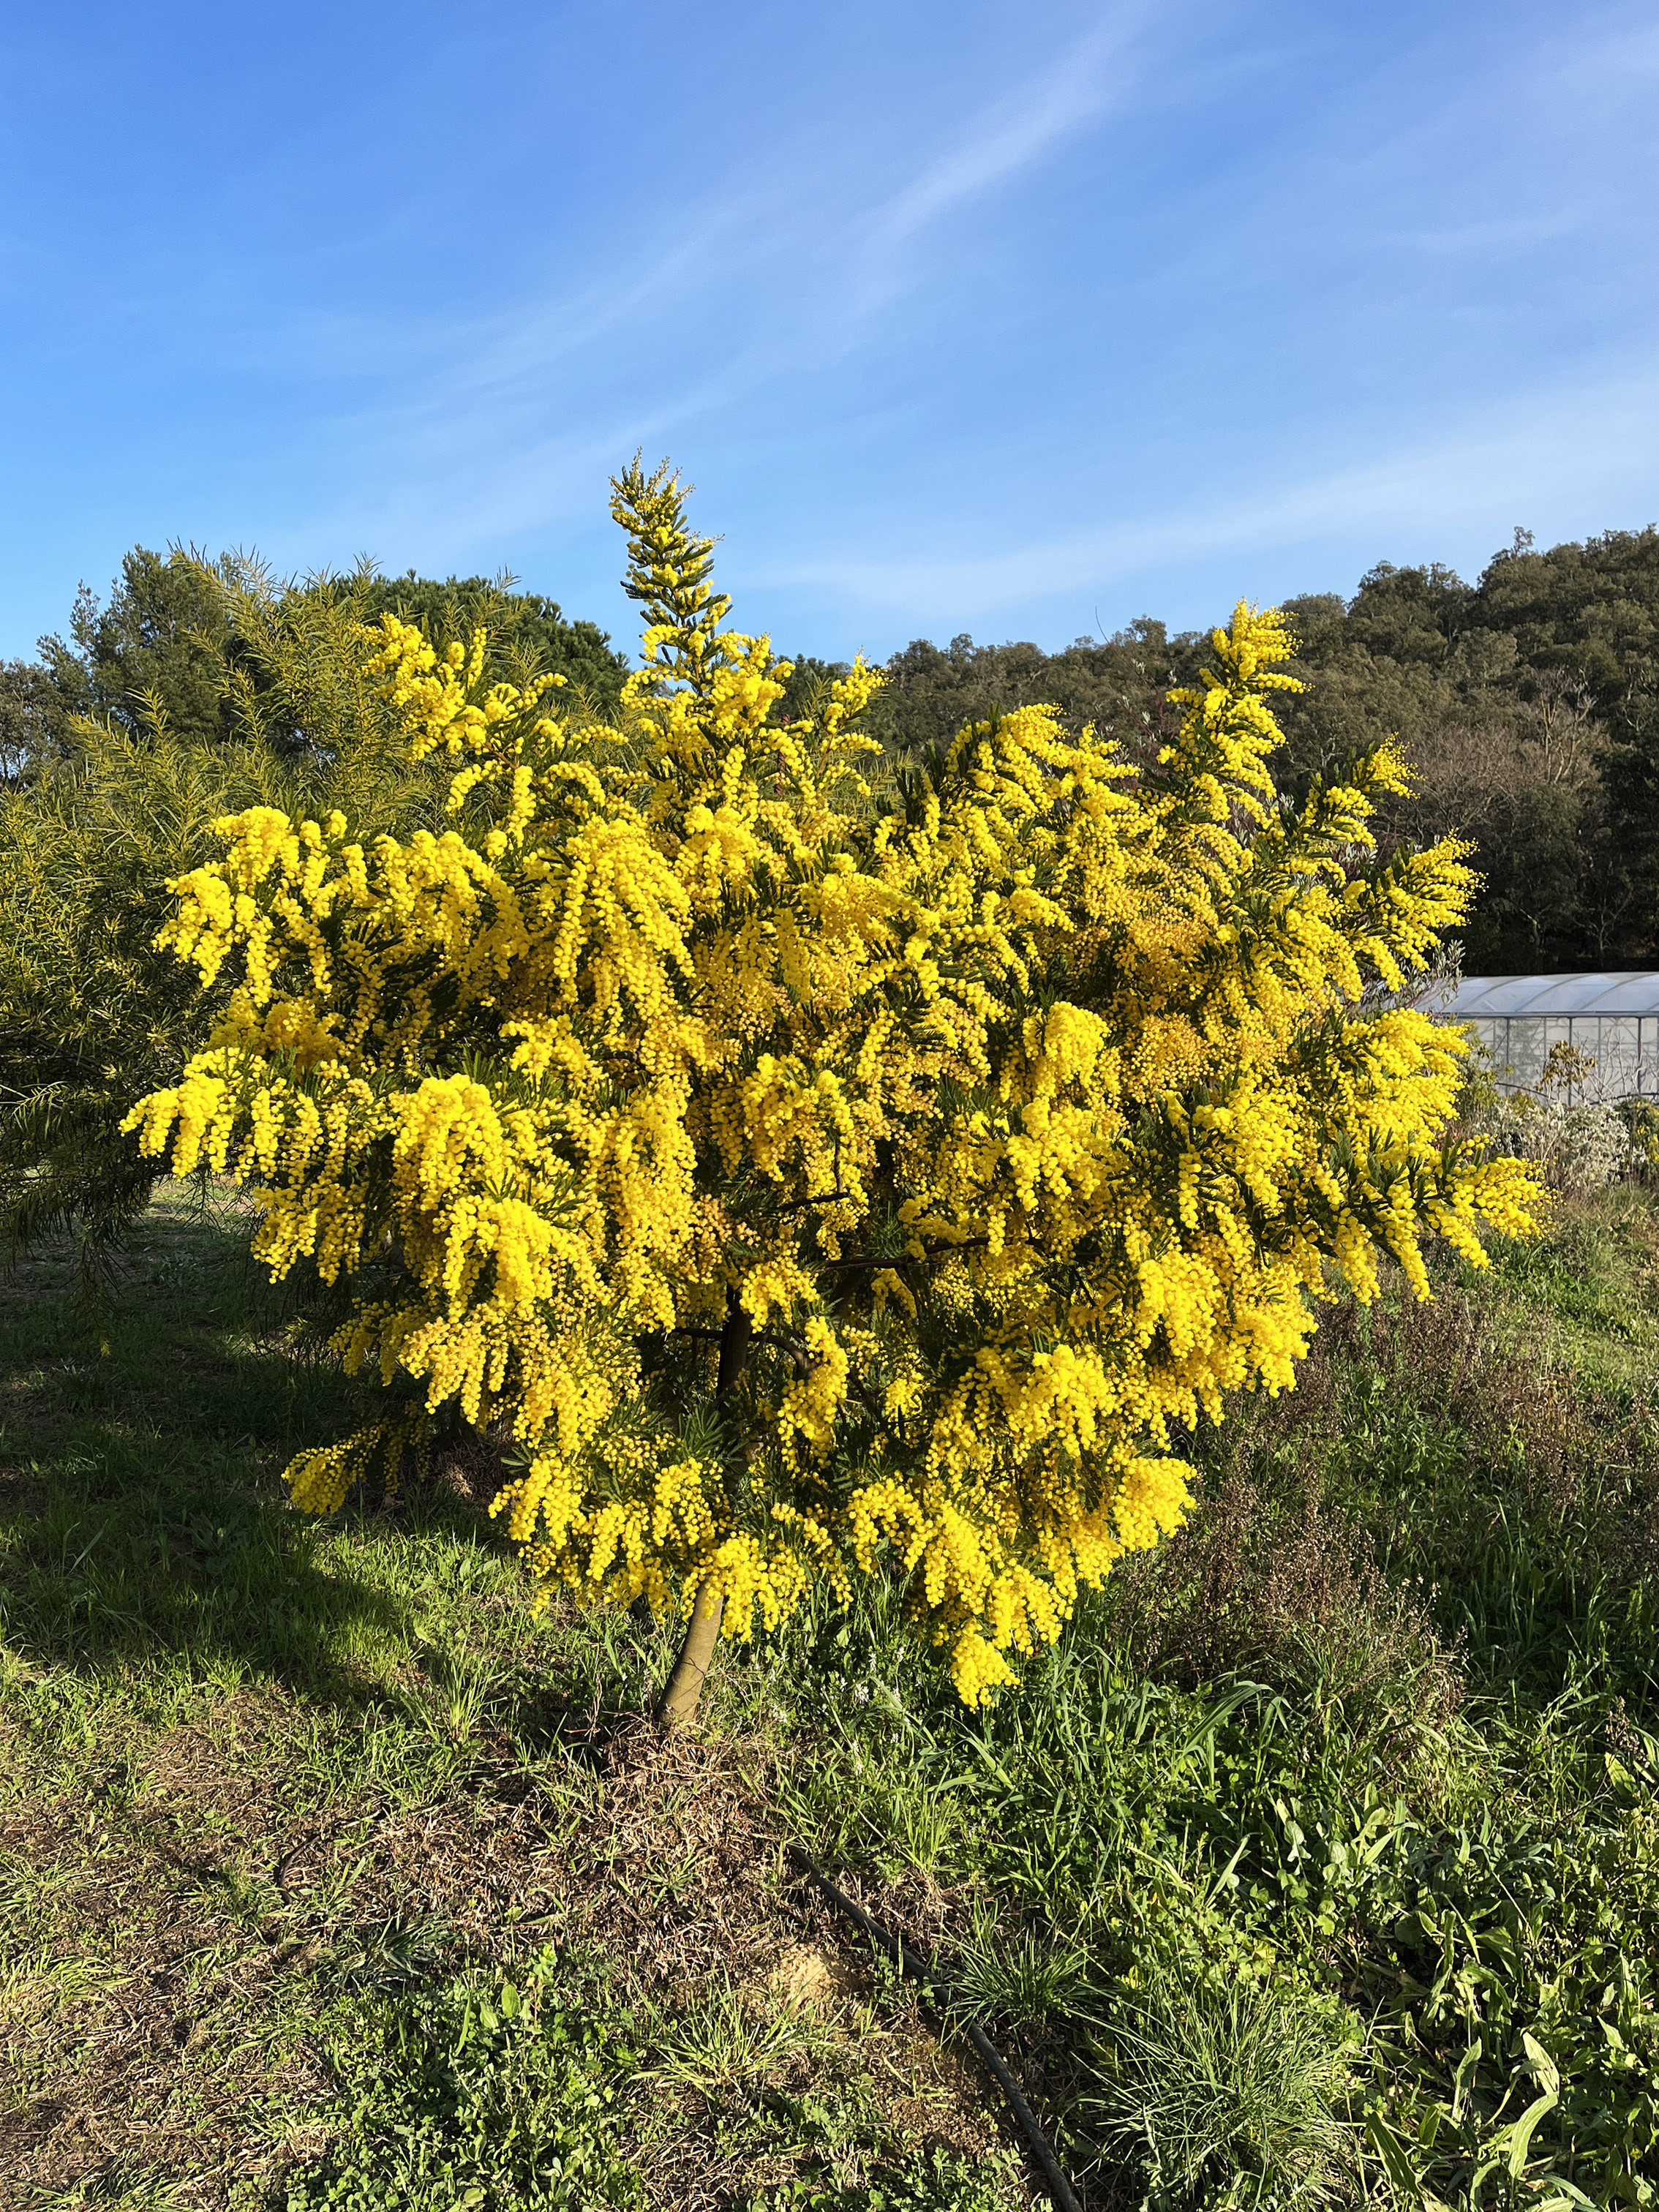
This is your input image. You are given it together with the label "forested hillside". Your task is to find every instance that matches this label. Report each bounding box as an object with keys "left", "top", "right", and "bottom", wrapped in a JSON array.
[
  {"left": 868, "top": 527, "right": 1659, "bottom": 974},
  {"left": 5, "top": 522, "right": 1657, "bottom": 971}
]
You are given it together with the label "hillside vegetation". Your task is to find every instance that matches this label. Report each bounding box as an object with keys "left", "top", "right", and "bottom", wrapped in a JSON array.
[{"left": 862, "top": 529, "right": 1659, "bottom": 976}]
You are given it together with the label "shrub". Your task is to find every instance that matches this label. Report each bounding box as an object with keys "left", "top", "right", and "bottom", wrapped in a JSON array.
[
  {"left": 1457, "top": 1038, "right": 1642, "bottom": 1195},
  {"left": 124, "top": 463, "right": 1541, "bottom": 1715}
]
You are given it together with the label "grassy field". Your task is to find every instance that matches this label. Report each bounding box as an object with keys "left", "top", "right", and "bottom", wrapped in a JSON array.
[{"left": 2, "top": 1180, "right": 1657, "bottom": 2210}]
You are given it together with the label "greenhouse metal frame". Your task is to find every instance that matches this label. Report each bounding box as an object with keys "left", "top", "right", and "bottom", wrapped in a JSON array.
[{"left": 1443, "top": 973, "right": 1659, "bottom": 1100}]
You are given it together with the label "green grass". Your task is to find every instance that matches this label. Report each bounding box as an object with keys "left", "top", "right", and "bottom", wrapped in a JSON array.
[
  {"left": 4, "top": 1179, "right": 1658, "bottom": 2209},
  {"left": 0, "top": 1186, "right": 1017, "bottom": 2211},
  {"left": 743, "top": 1182, "right": 1659, "bottom": 2207}
]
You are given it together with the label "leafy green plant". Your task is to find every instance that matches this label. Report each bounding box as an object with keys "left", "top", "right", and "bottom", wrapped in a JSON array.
[
  {"left": 282, "top": 1964, "right": 640, "bottom": 2212},
  {"left": 744, "top": 2145, "right": 1021, "bottom": 2212}
]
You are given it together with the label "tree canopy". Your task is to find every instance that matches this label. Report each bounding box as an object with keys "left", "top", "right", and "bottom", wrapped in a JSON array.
[
  {"left": 0, "top": 562, "right": 541, "bottom": 1271},
  {"left": 124, "top": 464, "right": 1539, "bottom": 1714},
  {"left": 323, "top": 571, "right": 629, "bottom": 714},
  {"left": 1, "top": 549, "right": 630, "bottom": 786}
]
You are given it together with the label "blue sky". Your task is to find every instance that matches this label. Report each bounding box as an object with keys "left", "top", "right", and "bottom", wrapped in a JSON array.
[{"left": 2, "top": 0, "right": 1655, "bottom": 665}]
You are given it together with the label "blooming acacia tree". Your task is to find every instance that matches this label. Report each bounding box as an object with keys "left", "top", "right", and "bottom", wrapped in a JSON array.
[{"left": 127, "top": 465, "right": 1540, "bottom": 1719}]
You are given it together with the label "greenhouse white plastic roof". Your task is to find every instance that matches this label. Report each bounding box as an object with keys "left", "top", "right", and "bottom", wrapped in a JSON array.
[
  {"left": 1442, "top": 972, "right": 1659, "bottom": 1098},
  {"left": 1448, "top": 973, "right": 1659, "bottom": 1018}
]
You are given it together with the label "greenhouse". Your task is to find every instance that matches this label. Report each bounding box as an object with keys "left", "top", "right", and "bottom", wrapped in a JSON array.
[{"left": 1445, "top": 972, "right": 1659, "bottom": 1099}]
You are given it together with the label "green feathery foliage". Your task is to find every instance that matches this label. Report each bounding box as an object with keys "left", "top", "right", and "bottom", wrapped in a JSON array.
[{"left": 0, "top": 558, "right": 560, "bottom": 1279}]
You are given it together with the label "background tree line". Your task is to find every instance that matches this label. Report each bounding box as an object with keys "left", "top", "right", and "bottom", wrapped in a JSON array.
[
  {"left": 800, "top": 524, "right": 1659, "bottom": 973},
  {"left": 0, "top": 549, "right": 631, "bottom": 774},
  {"left": 0, "top": 554, "right": 633, "bottom": 1272},
  {"left": 5, "top": 521, "right": 1658, "bottom": 972}
]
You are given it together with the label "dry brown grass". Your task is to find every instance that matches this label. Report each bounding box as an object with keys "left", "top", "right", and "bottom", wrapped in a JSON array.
[{"left": 0, "top": 1663, "right": 1019, "bottom": 2211}]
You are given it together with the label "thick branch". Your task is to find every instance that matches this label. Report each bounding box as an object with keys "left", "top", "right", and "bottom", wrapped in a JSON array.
[{"left": 715, "top": 1285, "right": 752, "bottom": 1399}]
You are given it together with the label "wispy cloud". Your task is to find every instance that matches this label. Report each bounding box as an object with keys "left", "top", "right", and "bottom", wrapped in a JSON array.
[
  {"left": 772, "top": 364, "right": 1659, "bottom": 622},
  {"left": 862, "top": 12, "right": 1149, "bottom": 257},
  {"left": 1556, "top": 12, "right": 1659, "bottom": 97},
  {"left": 1407, "top": 214, "right": 1579, "bottom": 258},
  {"left": 285, "top": 8, "right": 1170, "bottom": 560}
]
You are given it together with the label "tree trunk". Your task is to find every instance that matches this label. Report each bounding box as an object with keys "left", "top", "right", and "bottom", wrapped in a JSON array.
[
  {"left": 652, "top": 1287, "right": 750, "bottom": 1728},
  {"left": 653, "top": 1578, "right": 726, "bottom": 1728}
]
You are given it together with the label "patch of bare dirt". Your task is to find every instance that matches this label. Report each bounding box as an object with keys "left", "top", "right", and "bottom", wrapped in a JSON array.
[{"left": 1, "top": 1696, "right": 1025, "bottom": 2212}]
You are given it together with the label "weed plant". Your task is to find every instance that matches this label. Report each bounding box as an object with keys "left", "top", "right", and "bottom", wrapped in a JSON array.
[{"left": 285, "top": 1959, "right": 640, "bottom": 2211}]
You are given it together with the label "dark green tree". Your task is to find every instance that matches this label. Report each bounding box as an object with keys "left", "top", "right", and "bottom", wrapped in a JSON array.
[
  {"left": 335, "top": 571, "right": 629, "bottom": 712},
  {"left": 0, "top": 658, "right": 67, "bottom": 783},
  {"left": 5, "top": 552, "right": 631, "bottom": 785},
  {"left": 1468, "top": 525, "right": 1659, "bottom": 940},
  {"left": 873, "top": 620, "right": 1205, "bottom": 768},
  {"left": 0, "top": 560, "right": 573, "bottom": 1276},
  {"left": 38, "top": 548, "right": 241, "bottom": 753}
]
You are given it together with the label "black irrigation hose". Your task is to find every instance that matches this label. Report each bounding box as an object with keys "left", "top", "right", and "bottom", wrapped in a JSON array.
[{"left": 791, "top": 1849, "right": 1086, "bottom": 2212}]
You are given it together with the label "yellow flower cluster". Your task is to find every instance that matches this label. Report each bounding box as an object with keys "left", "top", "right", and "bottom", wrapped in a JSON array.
[{"left": 124, "top": 461, "right": 1543, "bottom": 1705}]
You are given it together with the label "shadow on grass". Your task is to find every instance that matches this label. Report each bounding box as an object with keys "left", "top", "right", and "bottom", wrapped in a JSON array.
[
  {"left": 0, "top": 1194, "right": 533, "bottom": 1728},
  {"left": 2, "top": 1455, "right": 427, "bottom": 1720}
]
